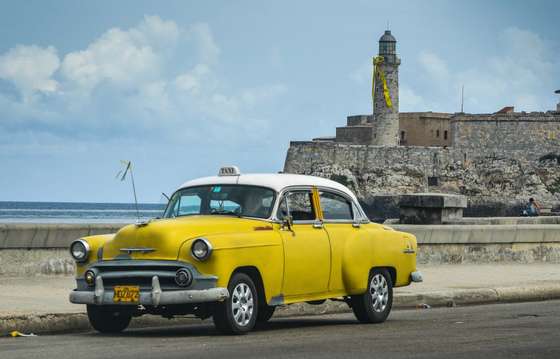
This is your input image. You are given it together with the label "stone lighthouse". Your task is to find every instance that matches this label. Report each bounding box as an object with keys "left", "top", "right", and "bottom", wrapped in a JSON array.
[{"left": 371, "top": 30, "right": 400, "bottom": 146}]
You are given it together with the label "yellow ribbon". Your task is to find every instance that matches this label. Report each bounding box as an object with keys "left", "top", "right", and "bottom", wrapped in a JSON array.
[{"left": 372, "top": 56, "right": 393, "bottom": 109}]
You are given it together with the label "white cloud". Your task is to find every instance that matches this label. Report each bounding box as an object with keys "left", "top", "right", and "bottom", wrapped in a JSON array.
[
  {"left": 131, "top": 15, "right": 180, "bottom": 51},
  {"left": 187, "top": 23, "right": 220, "bottom": 64},
  {"left": 174, "top": 64, "right": 213, "bottom": 95},
  {"left": 407, "top": 27, "right": 559, "bottom": 113},
  {"left": 418, "top": 51, "right": 449, "bottom": 81},
  {"left": 0, "top": 15, "right": 286, "bottom": 149},
  {"left": 59, "top": 15, "right": 181, "bottom": 93},
  {"left": 0, "top": 45, "right": 60, "bottom": 101},
  {"left": 60, "top": 27, "right": 161, "bottom": 91},
  {"left": 399, "top": 85, "right": 425, "bottom": 111}
]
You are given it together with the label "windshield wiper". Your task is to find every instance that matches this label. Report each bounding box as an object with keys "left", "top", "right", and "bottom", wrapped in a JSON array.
[{"left": 209, "top": 210, "right": 242, "bottom": 218}]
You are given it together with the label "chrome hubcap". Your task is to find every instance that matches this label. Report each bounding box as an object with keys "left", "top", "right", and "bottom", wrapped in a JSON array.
[
  {"left": 231, "top": 283, "right": 254, "bottom": 326},
  {"left": 369, "top": 274, "right": 389, "bottom": 312}
]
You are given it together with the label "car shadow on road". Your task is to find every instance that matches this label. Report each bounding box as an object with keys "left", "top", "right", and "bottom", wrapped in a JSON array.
[{"left": 87, "top": 316, "right": 360, "bottom": 338}]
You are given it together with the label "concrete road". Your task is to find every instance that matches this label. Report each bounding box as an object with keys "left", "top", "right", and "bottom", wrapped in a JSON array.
[{"left": 2, "top": 301, "right": 560, "bottom": 359}]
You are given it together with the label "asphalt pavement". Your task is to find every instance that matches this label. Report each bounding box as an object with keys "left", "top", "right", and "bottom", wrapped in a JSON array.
[{"left": 2, "top": 300, "right": 559, "bottom": 359}]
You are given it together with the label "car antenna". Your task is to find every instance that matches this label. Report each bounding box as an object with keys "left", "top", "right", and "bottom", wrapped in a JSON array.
[{"left": 116, "top": 160, "right": 140, "bottom": 223}]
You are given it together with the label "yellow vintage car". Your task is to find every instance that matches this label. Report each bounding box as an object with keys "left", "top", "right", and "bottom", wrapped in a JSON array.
[{"left": 69, "top": 166, "right": 422, "bottom": 334}]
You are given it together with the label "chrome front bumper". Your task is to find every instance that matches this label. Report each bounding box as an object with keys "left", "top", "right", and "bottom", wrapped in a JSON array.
[{"left": 69, "top": 275, "right": 229, "bottom": 306}]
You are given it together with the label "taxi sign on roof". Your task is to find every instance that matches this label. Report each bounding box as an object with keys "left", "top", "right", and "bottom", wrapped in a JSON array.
[{"left": 218, "top": 166, "right": 241, "bottom": 176}]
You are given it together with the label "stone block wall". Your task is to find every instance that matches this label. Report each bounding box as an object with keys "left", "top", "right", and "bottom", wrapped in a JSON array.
[
  {"left": 335, "top": 126, "right": 376, "bottom": 144},
  {"left": 451, "top": 112, "right": 560, "bottom": 157}
]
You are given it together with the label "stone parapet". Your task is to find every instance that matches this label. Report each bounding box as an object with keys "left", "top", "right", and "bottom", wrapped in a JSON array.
[
  {"left": 399, "top": 193, "right": 467, "bottom": 224},
  {"left": 0, "top": 223, "right": 123, "bottom": 249},
  {"left": 399, "top": 193, "right": 467, "bottom": 209},
  {"left": 392, "top": 224, "right": 560, "bottom": 244}
]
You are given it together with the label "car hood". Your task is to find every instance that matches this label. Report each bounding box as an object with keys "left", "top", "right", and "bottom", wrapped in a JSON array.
[{"left": 101, "top": 215, "right": 270, "bottom": 261}]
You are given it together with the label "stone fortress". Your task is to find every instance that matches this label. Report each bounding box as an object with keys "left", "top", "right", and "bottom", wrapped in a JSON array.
[{"left": 283, "top": 30, "right": 560, "bottom": 220}]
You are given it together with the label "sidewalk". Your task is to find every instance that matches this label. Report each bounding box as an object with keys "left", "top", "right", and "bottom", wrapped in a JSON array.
[{"left": 2, "top": 264, "right": 560, "bottom": 334}]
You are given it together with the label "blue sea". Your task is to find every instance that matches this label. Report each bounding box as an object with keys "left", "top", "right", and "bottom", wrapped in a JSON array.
[{"left": 0, "top": 201, "right": 166, "bottom": 223}]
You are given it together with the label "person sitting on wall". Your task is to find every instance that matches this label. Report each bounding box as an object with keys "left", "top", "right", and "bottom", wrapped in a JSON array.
[{"left": 522, "top": 198, "right": 541, "bottom": 216}]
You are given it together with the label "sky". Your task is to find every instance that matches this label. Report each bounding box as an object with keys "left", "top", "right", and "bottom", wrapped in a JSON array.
[{"left": 1, "top": 0, "right": 559, "bottom": 203}]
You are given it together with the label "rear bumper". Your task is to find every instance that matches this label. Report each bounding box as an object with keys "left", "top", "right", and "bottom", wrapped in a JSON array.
[
  {"left": 410, "top": 271, "right": 423, "bottom": 283},
  {"left": 69, "top": 275, "right": 229, "bottom": 306}
]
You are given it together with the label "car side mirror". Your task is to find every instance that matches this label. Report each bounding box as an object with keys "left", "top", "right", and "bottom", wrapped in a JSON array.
[{"left": 281, "top": 215, "right": 293, "bottom": 231}]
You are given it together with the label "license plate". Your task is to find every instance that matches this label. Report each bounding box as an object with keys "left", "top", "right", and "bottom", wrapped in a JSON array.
[{"left": 113, "top": 286, "right": 140, "bottom": 303}]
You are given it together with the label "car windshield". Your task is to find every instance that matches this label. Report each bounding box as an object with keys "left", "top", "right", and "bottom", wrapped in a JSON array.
[{"left": 163, "top": 185, "right": 276, "bottom": 219}]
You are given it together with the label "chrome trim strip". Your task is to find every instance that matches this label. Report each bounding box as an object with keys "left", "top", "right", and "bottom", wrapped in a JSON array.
[
  {"left": 312, "top": 221, "right": 324, "bottom": 229},
  {"left": 119, "top": 247, "right": 156, "bottom": 254}
]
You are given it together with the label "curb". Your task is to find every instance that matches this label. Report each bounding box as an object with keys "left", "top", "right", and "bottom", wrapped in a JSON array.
[{"left": 3, "top": 284, "right": 560, "bottom": 336}]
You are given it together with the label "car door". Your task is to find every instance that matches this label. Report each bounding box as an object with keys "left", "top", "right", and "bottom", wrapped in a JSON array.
[
  {"left": 318, "top": 190, "right": 363, "bottom": 293},
  {"left": 277, "top": 188, "right": 331, "bottom": 297}
]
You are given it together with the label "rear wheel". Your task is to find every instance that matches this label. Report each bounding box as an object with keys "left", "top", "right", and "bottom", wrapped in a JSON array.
[
  {"left": 213, "top": 273, "right": 258, "bottom": 334},
  {"left": 351, "top": 268, "right": 393, "bottom": 323},
  {"left": 87, "top": 305, "right": 132, "bottom": 333}
]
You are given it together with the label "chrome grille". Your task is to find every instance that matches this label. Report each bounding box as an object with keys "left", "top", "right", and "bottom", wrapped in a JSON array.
[{"left": 91, "top": 260, "right": 189, "bottom": 291}]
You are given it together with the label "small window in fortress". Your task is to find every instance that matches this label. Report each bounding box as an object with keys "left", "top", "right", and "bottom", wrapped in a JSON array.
[
  {"left": 436, "top": 130, "right": 440, "bottom": 138},
  {"left": 400, "top": 131, "right": 406, "bottom": 141},
  {"left": 444, "top": 130, "right": 448, "bottom": 140},
  {"left": 428, "top": 176, "right": 439, "bottom": 186}
]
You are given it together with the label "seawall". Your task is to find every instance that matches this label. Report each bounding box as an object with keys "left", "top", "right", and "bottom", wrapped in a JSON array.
[
  {"left": 1, "top": 222, "right": 559, "bottom": 276},
  {"left": 0, "top": 223, "right": 124, "bottom": 276}
]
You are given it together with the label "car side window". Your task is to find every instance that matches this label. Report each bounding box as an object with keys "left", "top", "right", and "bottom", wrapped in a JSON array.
[
  {"left": 176, "top": 194, "right": 202, "bottom": 216},
  {"left": 319, "top": 191, "right": 353, "bottom": 221},
  {"left": 279, "top": 190, "right": 316, "bottom": 221}
]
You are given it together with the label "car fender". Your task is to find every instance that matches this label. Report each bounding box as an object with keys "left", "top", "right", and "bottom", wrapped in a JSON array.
[
  {"left": 177, "top": 229, "right": 284, "bottom": 304},
  {"left": 341, "top": 224, "right": 417, "bottom": 293}
]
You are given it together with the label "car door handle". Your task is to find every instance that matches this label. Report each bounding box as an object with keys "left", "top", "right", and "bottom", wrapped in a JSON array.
[{"left": 313, "top": 221, "right": 323, "bottom": 229}]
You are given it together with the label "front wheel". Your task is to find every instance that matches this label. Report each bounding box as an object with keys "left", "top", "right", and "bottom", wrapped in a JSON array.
[
  {"left": 87, "top": 305, "right": 132, "bottom": 333},
  {"left": 213, "top": 273, "right": 258, "bottom": 334},
  {"left": 351, "top": 268, "right": 393, "bottom": 323}
]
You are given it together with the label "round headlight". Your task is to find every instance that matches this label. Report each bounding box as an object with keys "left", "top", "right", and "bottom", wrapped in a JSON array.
[
  {"left": 84, "top": 270, "right": 96, "bottom": 286},
  {"left": 175, "top": 268, "right": 193, "bottom": 287},
  {"left": 191, "top": 238, "right": 212, "bottom": 261},
  {"left": 70, "top": 239, "right": 90, "bottom": 263}
]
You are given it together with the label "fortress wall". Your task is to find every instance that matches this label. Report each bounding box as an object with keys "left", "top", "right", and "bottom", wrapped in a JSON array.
[
  {"left": 284, "top": 141, "right": 560, "bottom": 219},
  {"left": 451, "top": 113, "right": 560, "bottom": 156}
]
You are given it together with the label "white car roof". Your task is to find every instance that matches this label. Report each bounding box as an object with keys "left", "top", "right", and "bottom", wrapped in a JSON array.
[{"left": 178, "top": 173, "right": 358, "bottom": 201}]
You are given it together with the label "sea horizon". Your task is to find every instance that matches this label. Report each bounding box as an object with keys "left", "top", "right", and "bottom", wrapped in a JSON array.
[{"left": 0, "top": 201, "right": 166, "bottom": 224}]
